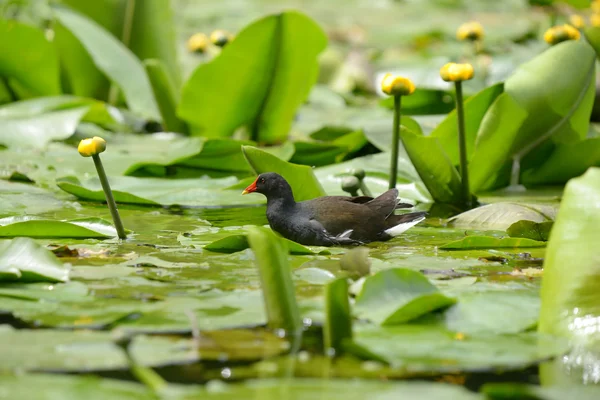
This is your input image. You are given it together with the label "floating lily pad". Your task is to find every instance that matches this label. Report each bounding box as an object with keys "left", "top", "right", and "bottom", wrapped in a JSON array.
[
  {"left": 0, "top": 237, "right": 69, "bottom": 283},
  {"left": 0, "top": 326, "right": 197, "bottom": 372},
  {"left": 0, "top": 216, "right": 124, "bottom": 238},
  {"left": 354, "top": 268, "right": 456, "bottom": 325},
  {"left": 439, "top": 236, "right": 546, "bottom": 250},
  {"left": 56, "top": 175, "right": 263, "bottom": 207},
  {"left": 204, "top": 233, "right": 327, "bottom": 255},
  {"left": 448, "top": 202, "right": 557, "bottom": 230}
]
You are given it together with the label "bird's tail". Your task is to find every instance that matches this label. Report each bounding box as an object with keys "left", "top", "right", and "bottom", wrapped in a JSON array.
[{"left": 384, "top": 211, "right": 427, "bottom": 237}]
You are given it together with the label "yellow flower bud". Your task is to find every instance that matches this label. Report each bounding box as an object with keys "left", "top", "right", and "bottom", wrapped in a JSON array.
[
  {"left": 380, "top": 73, "right": 416, "bottom": 96},
  {"left": 210, "top": 29, "right": 233, "bottom": 47},
  {"left": 439, "top": 63, "right": 474, "bottom": 82},
  {"left": 569, "top": 15, "right": 585, "bottom": 29},
  {"left": 543, "top": 24, "right": 581, "bottom": 45},
  {"left": 78, "top": 136, "right": 106, "bottom": 157},
  {"left": 456, "top": 21, "right": 484, "bottom": 42},
  {"left": 591, "top": 14, "right": 600, "bottom": 27},
  {"left": 187, "top": 32, "right": 209, "bottom": 53}
]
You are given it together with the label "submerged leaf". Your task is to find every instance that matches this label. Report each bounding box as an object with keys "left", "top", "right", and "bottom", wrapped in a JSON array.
[
  {"left": 354, "top": 268, "right": 456, "bottom": 325},
  {"left": 507, "top": 220, "right": 553, "bottom": 241}
]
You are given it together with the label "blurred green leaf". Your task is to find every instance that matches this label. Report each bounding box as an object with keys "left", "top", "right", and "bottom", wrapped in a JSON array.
[
  {"left": 0, "top": 19, "right": 61, "bottom": 98},
  {"left": 178, "top": 11, "right": 327, "bottom": 143},
  {"left": 54, "top": 6, "right": 161, "bottom": 121},
  {"left": 0, "top": 237, "right": 69, "bottom": 282},
  {"left": 247, "top": 226, "right": 302, "bottom": 332},
  {"left": 354, "top": 268, "right": 455, "bottom": 325},
  {"left": 539, "top": 168, "right": 600, "bottom": 385},
  {"left": 324, "top": 277, "right": 352, "bottom": 353},
  {"left": 242, "top": 145, "right": 326, "bottom": 201}
]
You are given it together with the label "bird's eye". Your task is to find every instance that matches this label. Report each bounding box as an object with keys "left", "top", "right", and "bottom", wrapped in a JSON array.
[{"left": 260, "top": 178, "right": 265, "bottom": 183}]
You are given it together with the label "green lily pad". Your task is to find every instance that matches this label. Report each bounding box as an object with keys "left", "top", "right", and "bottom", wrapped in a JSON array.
[
  {"left": 354, "top": 268, "right": 456, "bottom": 325},
  {"left": 0, "top": 237, "right": 69, "bottom": 283},
  {"left": 56, "top": 175, "right": 263, "bottom": 207},
  {"left": 0, "top": 326, "right": 197, "bottom": 372},
  {"left": 204, "top": 233, "right": 326, "bottom": 255},
  {"left": 439, "top": 236, "right": 546, "bottom": 250},
  {"left": 353, "top": 323, "right": 569, "bottom": 372},
  {"left": 0, "top": 216, "right": 125, "bottom": 238}
]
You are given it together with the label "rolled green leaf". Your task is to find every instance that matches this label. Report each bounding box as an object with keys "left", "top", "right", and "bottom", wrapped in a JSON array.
[
  {"left": 246, "top": 226, "right": 302, "bottom": 333},
  {"left": 144, "top": 59, "right": 187, "bottom": 133},
  {"left": 324, "top": 277, "right": 352, "bottom": 355}
]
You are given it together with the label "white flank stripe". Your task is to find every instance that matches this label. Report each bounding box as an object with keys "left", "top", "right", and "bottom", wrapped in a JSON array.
[{"left": 384, "top": 216, "right": 426, "bottom": 237}]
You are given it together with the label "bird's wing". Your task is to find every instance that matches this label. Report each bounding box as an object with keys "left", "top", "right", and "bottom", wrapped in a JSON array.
[{"left": 365, "top": 188, "right": 400, "bottom": 218}]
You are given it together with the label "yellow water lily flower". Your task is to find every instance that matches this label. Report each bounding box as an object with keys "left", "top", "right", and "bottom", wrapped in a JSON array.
[
  {"left": 591, "top": 14, "right": 600, "bottom": 27},
  {"left": 187, "top": 32, "right": 209, "bottom": 53},
  {"left": 439, "top": 63, "right": 474, "bottom": 82},
  {"left": 593, "top": 0, "right": 600, "bottom": 14},
  {"left": 380, "top": 73, "right": 416, "bottom": 96},
  {"left": 78, "top": 136, "right": 106, "bottom": 157},
  {"left": 210, "top": 29, "right": 233, "bottom": 47},
  {"left": 543, "top": 24, "right": 580, "bottom": 45},
  {"left": 569, "top": 15, "right": 585, "bottom": 29},
  {"left": 456, "top": 21, "right": 484, "bottom": 41}
]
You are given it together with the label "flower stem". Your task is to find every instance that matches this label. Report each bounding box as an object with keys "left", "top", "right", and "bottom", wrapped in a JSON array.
[
  {"left": 92, "top": 154, "right": 127, "bottom": 239},
  {"left": 389, "top": 95, "right": 402, "bottom": 190},
  {"left": 454, "top": 81, "right": 471, "bottom": 207}
]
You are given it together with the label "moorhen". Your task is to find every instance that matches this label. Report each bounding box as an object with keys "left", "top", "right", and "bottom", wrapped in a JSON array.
[{"left": 242, "top": 172, "right": 427, "bottom": 246}]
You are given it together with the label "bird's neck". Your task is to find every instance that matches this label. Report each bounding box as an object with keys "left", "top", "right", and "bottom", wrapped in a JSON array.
[{"left": 266, "top": 186, "right": 296, "bottom": 210}]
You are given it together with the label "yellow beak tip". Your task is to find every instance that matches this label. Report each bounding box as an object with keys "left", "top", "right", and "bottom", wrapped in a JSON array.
[{"left": 241, "top": 190, "right": 249, "bottom": 195}]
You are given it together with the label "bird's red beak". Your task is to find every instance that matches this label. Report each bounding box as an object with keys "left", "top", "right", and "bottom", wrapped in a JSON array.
[{"left": 242, "top": 177, "right": 258, "bottom": 195}]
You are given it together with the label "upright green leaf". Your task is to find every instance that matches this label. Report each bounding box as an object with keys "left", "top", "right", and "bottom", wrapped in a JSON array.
[
  {"left": 144, "top": 59, "right": 187, "bottom": 133},
  {"left": 178, "top": 11, "right": 327, "bottom": 143},
  {"left": 53, "top": 21, "right": 109, "bottom": 99},
  {"left": 468, "top": 93, "right": 529, "bottom": 192},
  {"left": 539, "top": 168, "right": 600, "bottom": 384},
  {"left": 242, "top": 146, "right": 326, "bottom": 201},
  {"left": 431, "top": 83, "right": 504, "bottom": 164},
  {"left": 54, "top": 7, "right": 161, "bottom": 121},
  {"left": 0, "top": 19, "right": 61, "bottom": 98},
  {"left": 471, "top": 41, "right": 595, "bottom": 192},
  {"left": 399, "top": 129, "right": 462, "bottom": 204},
  {"left": 129, "top": 0, "right": 181, "bottom": 90}
]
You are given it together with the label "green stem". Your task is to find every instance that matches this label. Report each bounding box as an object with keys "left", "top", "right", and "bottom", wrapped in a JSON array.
[
  {"left": 92, "top": 155, "right": 127, "bottom": 239},
  {"left": 358, "top": 181, "right": 373, "bottom": 197},
  {"left": 324, "top": 277, "right": 352, "bottom": 356},
  {"left": 455, "top": 81, "right": 471, "bottom": 208},
  {"left": 389, "top": 95, "right": 402, "bottom": 190},
  {"left": 117, "top": 338, "right": 167, "bottom": 396}
]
